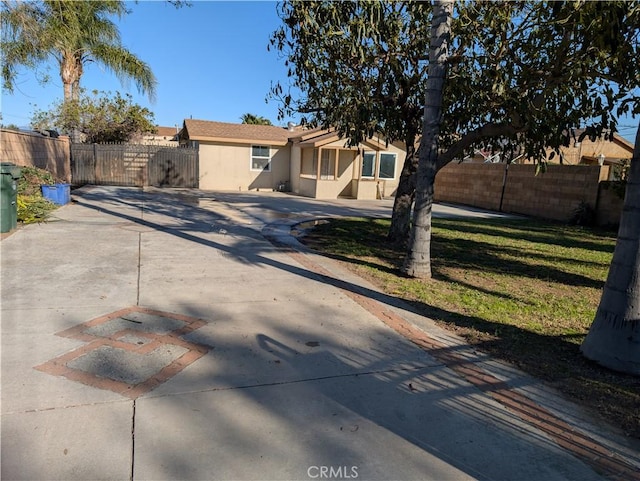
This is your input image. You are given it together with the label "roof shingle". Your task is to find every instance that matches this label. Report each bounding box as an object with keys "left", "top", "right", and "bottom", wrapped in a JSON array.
[
  {"left": 154, "top": 126, "right": 179, "bottom": 137},
  {"left": 183, "top": 119, "right": 292, "bottom": 145}
]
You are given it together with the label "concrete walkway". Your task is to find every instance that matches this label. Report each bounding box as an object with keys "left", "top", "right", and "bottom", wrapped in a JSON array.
[{"left": 1, "top": 186, "right": 638, "bottom": 481}]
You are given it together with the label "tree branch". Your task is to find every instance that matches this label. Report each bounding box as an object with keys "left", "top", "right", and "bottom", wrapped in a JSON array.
[{"left": 436, "top": 122, "right": 527, "bottom": 171}]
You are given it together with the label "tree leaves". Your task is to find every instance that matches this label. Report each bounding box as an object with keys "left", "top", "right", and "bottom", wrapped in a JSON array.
[
  {"left": 1, "top": 0, "right": 156, "bottom": 102},
  {"left": 268, "top": 0, "right": 430, "bottom": 147},
  {"left": 31, "top": 88, "right": 156, "bottom": 143},
  {"left": 272, "top": 0, "right": 638, "bottom": 170}
]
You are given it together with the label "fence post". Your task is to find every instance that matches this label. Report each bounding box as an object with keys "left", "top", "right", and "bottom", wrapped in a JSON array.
[
  {"left": 499, "top": 162, "right": 509, "bottom": 212},
  {"left": 92, "top": 143, "right": 98, "bottom": 184}
]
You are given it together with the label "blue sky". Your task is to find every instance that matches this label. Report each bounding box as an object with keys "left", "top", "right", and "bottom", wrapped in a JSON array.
[
  {"left": 1, "top": 0, "right": 637, "bottom": 143},
  {"left": 1, "top": 1, "right": 297, "bottom": 131}
]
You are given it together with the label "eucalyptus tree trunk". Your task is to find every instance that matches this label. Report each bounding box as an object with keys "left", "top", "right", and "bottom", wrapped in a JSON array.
[
  {"left": 402, "top": 0, "right": 452, "bottom": 278},
  {"left": 387, "top": 137, "right": 418, "bottom": 245},
  {"left": 581, "top": 124, "right": 640, "bottom": 375}
]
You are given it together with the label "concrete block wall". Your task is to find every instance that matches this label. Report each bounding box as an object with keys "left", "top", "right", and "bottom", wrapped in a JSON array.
[
  {"left": 435, "top": 162, "right": 621, "bottom": 225},
  {"left": 1, "top": 129, "right": 71, "bottom": 182},
  {"left": 435, "top": 162, "right": 505, "bottom": 211},
  {"left": 596, "top": 182, "right": 625, "bottom": 228},
  {"left": 502, "top": 164, "right": 601, "bottom": 221}
]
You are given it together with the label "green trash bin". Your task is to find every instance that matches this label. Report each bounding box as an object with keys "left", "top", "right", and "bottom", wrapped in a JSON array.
[{"left": 1, "top": 163, "right": 22, "bottom": 233}]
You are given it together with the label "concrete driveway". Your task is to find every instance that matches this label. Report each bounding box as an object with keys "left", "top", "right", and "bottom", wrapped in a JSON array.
[{"left": 1, "top": 186, "right": 638, "bottom": 481}]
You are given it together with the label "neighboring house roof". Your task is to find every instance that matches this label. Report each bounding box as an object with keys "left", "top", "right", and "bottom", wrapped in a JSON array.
[
  {"left": 182, "top": 119, "right": 292, "bottom": 146},
  {"left": 154, "top": 126, "right": 179, "bottom": 138},
  {"left": 570, "top": 128, "right": 634, "bottom": 151}
]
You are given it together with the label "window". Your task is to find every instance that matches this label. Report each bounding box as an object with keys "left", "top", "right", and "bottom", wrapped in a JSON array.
[
  {"left": 251, "top": 145, "right": 271, "bottom": 171},
  {"left": 320, "top": 149, "right": 336, "bottom": 179},
  {"left": 361, "top": 151, "right": 397, "bottom": 179},
  {"left": 362, "top": 152, "right": 376, "bottom": 178},
  {"left": 378, "top": 152, "right": 397, "bottom": 179}
]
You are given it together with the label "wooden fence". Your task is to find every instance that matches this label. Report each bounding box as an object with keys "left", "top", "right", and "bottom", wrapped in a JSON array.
[{"left": 71, "top": 143, "right": 198, "bottom": 188}]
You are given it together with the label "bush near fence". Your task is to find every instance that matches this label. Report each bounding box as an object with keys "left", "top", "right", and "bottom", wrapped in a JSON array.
[{"left": 434, "top": 162, "right": 622, "bottom": 227}]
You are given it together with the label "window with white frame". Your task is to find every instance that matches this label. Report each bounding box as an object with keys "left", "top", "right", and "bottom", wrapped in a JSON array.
[
  {"left": 361, "top": 151, "right": 397, "bottom": 179},
  {"left": 251, "top": 145, "right": 271, "bottom": 171},
  {"left": 378, "top": 152, "right": 397, "bottom": 179},
  {"left": 362, "top": 152, "right": 376, "bottom": 178}
]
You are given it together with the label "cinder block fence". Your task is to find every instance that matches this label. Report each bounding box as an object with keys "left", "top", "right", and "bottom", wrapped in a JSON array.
[{"left": 435, "top": 162, "right": 623, "bottom": 227}]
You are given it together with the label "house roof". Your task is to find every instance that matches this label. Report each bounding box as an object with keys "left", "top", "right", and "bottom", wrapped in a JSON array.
[
  {"left": 181, "top": 118, "right": 402, "bottom": 151},
  {"left": 154, "top": 126, "right": 179, "bottom": 138},
  {"left": 293, "top": 127, "right": 390, "bottom": 150},
  {"left": 182, "top": 119, "right": 292, "bottom": 146},
  {"left": 570, "top": 128, "right": 634, "bottom": 151},
  {"left": 297, "top": 130, "right": 341, "bottom": 147},
  {"left": 289, "top": 126, "right": 330, "bottom": 142}
]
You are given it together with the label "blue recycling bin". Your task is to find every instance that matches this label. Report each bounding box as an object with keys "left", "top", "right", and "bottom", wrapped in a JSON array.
[{"left": 41, "top": 183, "right": 71, "bottom": 205}]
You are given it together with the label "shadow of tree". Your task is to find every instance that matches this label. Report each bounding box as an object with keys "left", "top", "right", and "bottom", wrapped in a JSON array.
[
  {"left": 6, "top": 186, "right": 639, "bottom": 481},
  {"left": 73, "top": 187, "right": 639, "bottom": 441},
  {"left": 432, "top": 237, "right": 607, "bottom": 289},
  {"left": 435, "top": 217, "right": 617, "bottom": 253}
]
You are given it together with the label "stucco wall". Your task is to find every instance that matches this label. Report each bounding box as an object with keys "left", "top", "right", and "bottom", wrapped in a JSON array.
[
  {"left": 198, "top": 142, "right": 290, "bottom": 191},
  {"left": 292, "top": 138, "right": 405, "bottom": 199},
  {"left": 321, "top": 138, "right": 405, "bottom": 197},
  {"left": 289, "top": 144, "right": 301, "bottom": 193},
  {"left": 352, "top": 179, "right": 379, "bottom": 200},
  {"left": 1, "top": 129, "right": 71, "bottom": 182},
  {"left": 298, "top": 176, "right": 317, "bottom": 198}
]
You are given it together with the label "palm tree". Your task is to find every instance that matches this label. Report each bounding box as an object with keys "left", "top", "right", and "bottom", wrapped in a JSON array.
[
  {"left": 1, "top": 0, "right": 156, "bottom": 103},
  {"left": 240, "top": 113, "right": 273, "bottom": 126},
  {"left": 581, "top": 122, "right": 640, "bottom": 375}
]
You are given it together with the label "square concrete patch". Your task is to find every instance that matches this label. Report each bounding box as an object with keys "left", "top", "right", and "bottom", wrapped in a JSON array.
[{"left": 35, "top": 306, "right": 213, "bottom": 399}]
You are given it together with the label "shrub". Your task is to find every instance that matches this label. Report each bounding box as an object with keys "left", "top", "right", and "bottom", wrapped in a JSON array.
[
  {"left": 18, "top": 166, "right": 55, "bottom": 196},
  {"left": 570, "top": 201, "right": 595, "bottom": 226},
  {"left": 17, "top": 195, "right": 56, "bottom": 224},
  {"left": 16, "top": 166, "right": 57, "bottom": 224}
]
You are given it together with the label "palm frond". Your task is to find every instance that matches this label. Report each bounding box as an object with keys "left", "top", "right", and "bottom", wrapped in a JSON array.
[{"left": 90, "top": 43, "right": 157, "bottom": 102}]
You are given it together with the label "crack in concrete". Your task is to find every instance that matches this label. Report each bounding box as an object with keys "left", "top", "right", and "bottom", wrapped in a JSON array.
[
  {"left": 141, "top": 365, "right": 436, "bottom": 401},
  {"left": 130, "top": 399, "right": 136, "bottom": 481}
]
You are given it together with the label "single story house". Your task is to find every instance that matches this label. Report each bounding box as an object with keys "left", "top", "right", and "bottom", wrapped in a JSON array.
[{"left": 178, "top": 119, "right": 406, "bottom": 199}]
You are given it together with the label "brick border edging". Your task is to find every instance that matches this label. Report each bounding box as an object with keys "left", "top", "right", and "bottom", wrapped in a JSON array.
[
  {"left": 279, "top": 245, "right": 640, "bottom": 481},
  {"left": 35, "top": 306, "right": 211, "bottom": 400}
]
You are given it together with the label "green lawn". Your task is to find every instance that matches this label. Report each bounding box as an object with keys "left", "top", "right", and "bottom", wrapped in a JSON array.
[{"left": 301, "top": 216, "right": 640, "bottom": 438}]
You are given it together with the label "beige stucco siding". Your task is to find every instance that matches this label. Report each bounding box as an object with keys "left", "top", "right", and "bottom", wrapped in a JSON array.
[
  {"left": 290, "top": 144, "right": 301, "bottom": 193},
  {"left": 291, "top": 137, "right": 405, "bottom": 199},
  {"left": 199, "top": 142, "right": 291, "bottom": 191}
]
